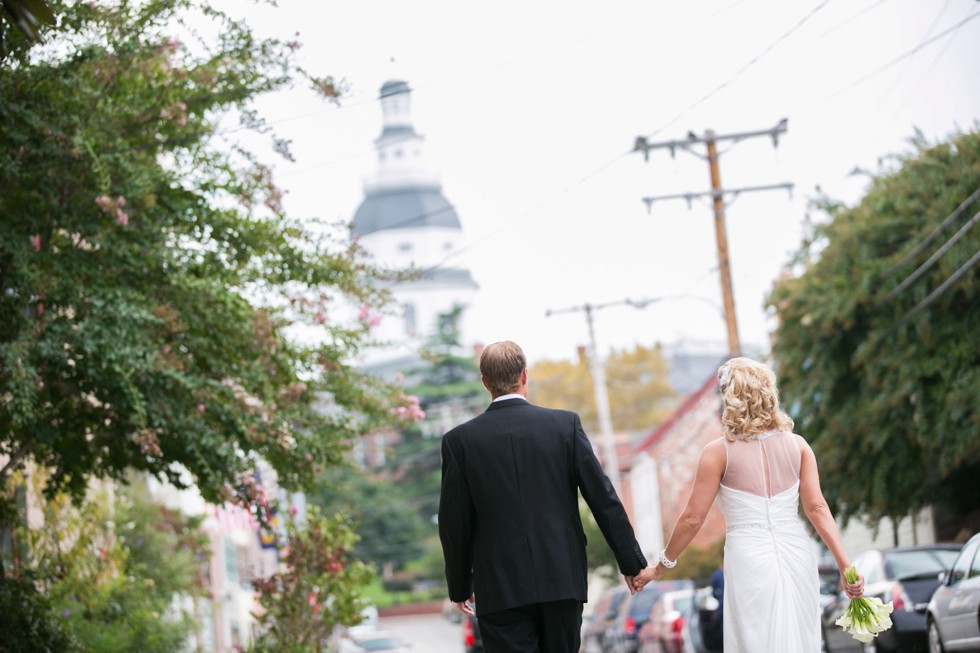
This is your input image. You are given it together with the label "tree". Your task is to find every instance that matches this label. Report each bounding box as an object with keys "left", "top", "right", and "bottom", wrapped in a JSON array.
[
  {"left": 0, "top": 0, "right": 401, "bottom": 529},
  {"left": 310, "top": 464, "right": 430, "bottom": 574},
  {"left": 248, "top": 506, "right": 372, "bottom": 653},
  {"left": 0, "top": 0, "right": 56, "bottom": 58},
  {"left": 10, "top": 475, "right": 208, "bottom": 653},
  {"left": 528, "top": 344, "right": 674, "bottom": 433},
  {"left": 768, "top": 131, "right": 980, "bottom": 534}
]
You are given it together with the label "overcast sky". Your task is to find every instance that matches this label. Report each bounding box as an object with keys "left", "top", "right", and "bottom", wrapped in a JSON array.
[{"left": 235, "top": 0, "right": 980, "bottom": 364}]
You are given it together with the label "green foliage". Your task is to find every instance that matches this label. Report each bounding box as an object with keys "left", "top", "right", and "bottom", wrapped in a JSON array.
[
  {"left": 12, "top": 476, "right": 207, "bottom": 653},
  {"left": 0, "top": 0, "right": 57, "bottom": 57},
  {"left": 529, "top": 343, "right": 674, "bottom": 432},
  {"left": 311, "top": 463, "right": 430, "bottom": 573},
  {"left": 0, "top": 0, "right": 398, "bottom": 521},
  {"left": 663, "top": 538, "right": 725, "bottom": 585},
  {"left": 0, "top": 574, "right": 80, "bottom": 653},
  {"left": 768, "top": 131, "right": 980, "bottom": 527},
  {"left": 580, "top": 499, "right": 618, "bottom": 581},
  {"left": 404, "top": 304, "right": 485, "bottom": 407},
  {"left": 248, "top": 506, "right": 373, "bottom": 653}
]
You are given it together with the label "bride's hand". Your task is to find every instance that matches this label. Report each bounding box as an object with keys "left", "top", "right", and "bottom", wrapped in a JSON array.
[
  {"left": 632, "top": 565, "right": 663, "bottom": 591},
  {"left": 841, "top": 570, "right": 864, "bottom": 599}
]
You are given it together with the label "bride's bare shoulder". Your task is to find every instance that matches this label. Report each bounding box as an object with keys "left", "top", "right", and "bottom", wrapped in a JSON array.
[{"left": 701, "top": 437, "right": 728, "bottom": 459}]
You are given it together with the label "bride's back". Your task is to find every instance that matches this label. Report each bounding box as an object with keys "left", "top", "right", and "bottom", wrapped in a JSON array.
[{"left": 721, "top": 431, "right": 801, "bottom": 498}]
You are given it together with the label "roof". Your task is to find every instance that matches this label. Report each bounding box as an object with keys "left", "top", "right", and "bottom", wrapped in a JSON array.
[
  {"left": 380, "top": 80, "right": 410, "bottom": 98},
  {"left": 632, "top": 372, "right": 720, "bottom": 455},
  {"left": 351, "top": 186, "right": 461, "bottom": 237}
]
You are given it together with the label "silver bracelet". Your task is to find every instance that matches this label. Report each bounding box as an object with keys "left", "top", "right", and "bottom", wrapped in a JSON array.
[{"left": 658, "top": 549, "right": 677, "bottom": 569}]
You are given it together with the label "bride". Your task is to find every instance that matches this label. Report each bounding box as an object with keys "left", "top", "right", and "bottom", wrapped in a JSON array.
[{"left": 633, "top": 357, "right": 864, "bottom": 652}]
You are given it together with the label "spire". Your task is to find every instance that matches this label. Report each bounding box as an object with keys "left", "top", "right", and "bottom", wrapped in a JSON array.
[{"left": 366, "top": 80, "right": 439, "bottom": 193}]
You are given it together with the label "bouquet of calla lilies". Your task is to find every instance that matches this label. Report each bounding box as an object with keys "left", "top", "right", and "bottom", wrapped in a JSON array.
[{"left": 835, "top": 566, "right": 894, "bottom": 643}]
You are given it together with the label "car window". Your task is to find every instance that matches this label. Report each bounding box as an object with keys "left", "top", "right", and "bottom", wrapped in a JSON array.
[
  {"left": 854, "top": 552, "right": 883, "bottom": 584},
  {"left": 949, "top": 537, "right": 980, "bottom": 584},
  {"left": 607, "top": 590, "right": 628, "bottom": 618},
  {"left": 970, "top": 539, "right": 980, "bottom": 579},
  {"left": 675, "top": 595, "right": 694, "bottom": 614},
  {"left": 885, "top": 549, "right": 955, "bottom": 579},
  {"left": 631, "top": 588, "right": 661, "bottom": 614}
]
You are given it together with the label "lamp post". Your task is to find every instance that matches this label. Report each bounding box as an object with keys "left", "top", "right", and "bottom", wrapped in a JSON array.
[{"left": 545, "top": 297, "right": 660, "bottom": 493}]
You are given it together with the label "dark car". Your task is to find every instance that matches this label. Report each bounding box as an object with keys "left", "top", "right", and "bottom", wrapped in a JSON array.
[
  {"left": 926, "top": 532, "right": 980, "bottom": 652},
  {"left": 606, "top": 580, "right": 695, "bottom": 653},
  {"left": 583, "top": 586, "right": 630, "bottom": 653},
  {"left": 685, "top": 585, "right": 724, "bottom": 653},
  {"left": 822, "top": 544, "right": 960, "bottom": 653}
]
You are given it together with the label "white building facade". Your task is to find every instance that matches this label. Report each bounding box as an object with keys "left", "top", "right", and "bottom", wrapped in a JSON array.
[{"left": 351, "top": 80, "right": 478, "bottom": 366}]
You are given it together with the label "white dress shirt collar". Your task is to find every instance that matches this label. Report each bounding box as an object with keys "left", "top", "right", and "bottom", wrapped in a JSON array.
[{"left": 492, "top": 393, "right": 526, "bottom": 403}]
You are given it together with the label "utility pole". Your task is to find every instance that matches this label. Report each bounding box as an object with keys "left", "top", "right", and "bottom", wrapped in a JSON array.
[
  {"left": 545, "top": 297, "right": 660, "bottom": 493},
  {"left": 633, "top": 120, "right": 793, "bottom": 356}
]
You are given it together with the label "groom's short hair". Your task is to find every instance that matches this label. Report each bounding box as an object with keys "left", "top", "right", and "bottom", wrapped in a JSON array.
[{"left": 480, "top": 341, "right": 526, "bottom": 397}]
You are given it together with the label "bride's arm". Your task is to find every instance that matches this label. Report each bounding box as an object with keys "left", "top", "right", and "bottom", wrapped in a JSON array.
[
  {"left": 798, "top": 434, "right": 863, "bottom": 598},
  {"left": 636, "top": 439, "right": 725, "bottom": 585}
]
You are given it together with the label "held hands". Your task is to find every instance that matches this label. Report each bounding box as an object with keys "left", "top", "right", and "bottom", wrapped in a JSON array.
[{"left": 631, "top": 563, "right": 665, "bottom": 592}]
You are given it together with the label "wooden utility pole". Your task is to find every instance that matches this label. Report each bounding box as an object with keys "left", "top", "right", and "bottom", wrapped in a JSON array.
[
  {"left": 705, "top": 132, "right": 740, "bottom": 354},
  {"left": 634, "top": 119, "right": 792, "bottom": 356}
]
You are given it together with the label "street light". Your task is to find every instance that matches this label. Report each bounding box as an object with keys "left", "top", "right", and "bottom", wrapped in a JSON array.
[{"left": 545, "top": 297, "right": 661, "bottom": 493}]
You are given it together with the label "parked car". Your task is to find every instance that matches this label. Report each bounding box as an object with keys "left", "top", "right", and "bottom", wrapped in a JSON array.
[
  {"left": 583, "top": 586, "right": 630, "bottom": 653},
  {"left": 637, "top": 587, "right": 695, "bottom": 653},
  {"left": 348, "top": 630, "right": 411, "bottom": 652},
  {"left": 442, "top": 597, "right": 462, "bottom": 623},
  {"left": 822, "top": 544, "right": 961, "bottom": 652},
  {"left": 606, "top": 580, "right": 695, "bottom": 653},
  {"left": 926, "top": 532, "right": 980, "bottom": 652},
  {"left": 463, "top": 612, "right": 484, "bottom": 653},
  {"left": 683, "top": 585, "right": 724, "bottom": 653}
]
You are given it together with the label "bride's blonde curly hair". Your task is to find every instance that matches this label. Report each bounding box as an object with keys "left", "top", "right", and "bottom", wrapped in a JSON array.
[{"left": 718, "top": 357, "right": 794, "bottom": 441}]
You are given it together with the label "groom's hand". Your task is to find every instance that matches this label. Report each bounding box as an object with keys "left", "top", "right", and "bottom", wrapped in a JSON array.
[
  {"left": 624, "top": 574, "right": 637, "bottom": 595},
  {"left": 455, "top": 594, "right": 476, "bottom": 617}
]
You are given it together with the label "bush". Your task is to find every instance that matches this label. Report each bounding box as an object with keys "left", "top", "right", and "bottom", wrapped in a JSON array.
[{"left": 0, "top": 575, "right": 80, "bottom": 653}]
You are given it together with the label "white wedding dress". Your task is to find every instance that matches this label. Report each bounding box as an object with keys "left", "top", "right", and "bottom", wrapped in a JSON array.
[{"left": 717, "top": 430, "right": 821, "bottom": 652}]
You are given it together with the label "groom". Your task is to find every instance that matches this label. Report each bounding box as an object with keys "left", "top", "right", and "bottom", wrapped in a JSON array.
[{"left": 438, "top": 340, "right": 647, "bottom": 653}]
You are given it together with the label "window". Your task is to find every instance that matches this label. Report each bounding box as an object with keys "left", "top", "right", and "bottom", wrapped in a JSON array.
[
  {"left": 949, "top": 537, "right": 980, "bottom": 584},
  {"left": 403, "top": 303, "right": 416, "bottom": 336}
]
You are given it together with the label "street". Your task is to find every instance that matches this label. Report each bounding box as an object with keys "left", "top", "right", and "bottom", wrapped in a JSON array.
[{"left": 380, "top": 613, "right": 464, "bottom": 653}]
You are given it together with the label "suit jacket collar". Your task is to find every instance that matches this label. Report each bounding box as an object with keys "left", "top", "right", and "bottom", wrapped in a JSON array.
[{"left": 485, "top": 397, "right": 529, "bottom": 412}]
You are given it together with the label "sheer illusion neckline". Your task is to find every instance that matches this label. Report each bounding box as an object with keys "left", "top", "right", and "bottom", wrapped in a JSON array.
[{"left": 744, "top": 429, "right": 782, "bottom": 441}]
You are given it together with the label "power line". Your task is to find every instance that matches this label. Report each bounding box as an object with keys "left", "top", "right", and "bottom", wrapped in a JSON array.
[
  {"left": 643, "top": 0, "right": 830, "bottom": 140},
  {"left": 813, "top": 0, "right": 893, "bottom": 40},
  {"left": 890, "top": 248, "right": 980, "bottom": 331},
  {"left": 885, "top": 209, "right": 980, "bottom": 301},
  {"left": 884, "top": 187, "right": 980, "bottom": 277},
  {"left": 825, "top": 9, "right": 980, "bottom": 100}
]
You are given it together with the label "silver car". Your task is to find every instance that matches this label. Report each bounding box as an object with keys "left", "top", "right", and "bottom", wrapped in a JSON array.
[{"left": 926, "top": 532, "right": 980, "bottom": 652}]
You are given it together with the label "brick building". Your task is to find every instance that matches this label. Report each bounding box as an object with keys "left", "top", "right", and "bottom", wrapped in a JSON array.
[{"left": 627, "top": 373, "right": 727, "bottom": 561}]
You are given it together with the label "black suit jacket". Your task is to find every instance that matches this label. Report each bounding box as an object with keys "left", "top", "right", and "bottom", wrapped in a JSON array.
[{"left": 438, "top": 398, "right": 647, "bottom": 616}]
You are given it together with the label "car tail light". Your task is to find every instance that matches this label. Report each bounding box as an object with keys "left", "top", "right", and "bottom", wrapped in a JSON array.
[
  {"left": 624, "top": 616, "right": 636, "bottom": 634},
  {"left": 671, "top": 615, "right": 686, "bottom": 634},
  {"left": 889, "top": 583, "right": 913, "bottom": 612},
  {"left": 463, "top": 618, "right": 475, "bottom": 646}
]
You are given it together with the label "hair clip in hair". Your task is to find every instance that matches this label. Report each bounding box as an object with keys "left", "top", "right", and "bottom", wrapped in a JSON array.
[{"left": 720, "top": 365, "right": 731, "bottom": 387}]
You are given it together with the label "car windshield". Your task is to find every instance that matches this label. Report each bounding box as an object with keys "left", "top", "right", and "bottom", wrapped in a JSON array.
[
  {"left": 358, "top": 637, "right": 402, "bottom": 651},
  {"left": 632, "top": 582, "right": 692, "bottom": 615},
  {"left": 674, "top": 595, "right": 694, "bottom": 614},
  {"left": 885, "top": 549, "right": 958, "bottom": 579}
]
